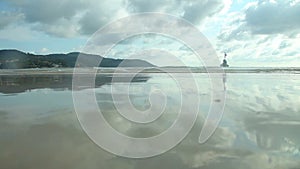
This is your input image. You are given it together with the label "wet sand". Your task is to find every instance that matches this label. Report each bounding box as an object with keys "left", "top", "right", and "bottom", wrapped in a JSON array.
[{"left": 0, "top": 70, "right": 299, "bottom": 169}]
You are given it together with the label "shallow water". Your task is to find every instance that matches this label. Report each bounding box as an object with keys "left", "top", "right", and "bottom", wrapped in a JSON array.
[{"left": 0, "top": 71, "right": 299, "bottom": 169}]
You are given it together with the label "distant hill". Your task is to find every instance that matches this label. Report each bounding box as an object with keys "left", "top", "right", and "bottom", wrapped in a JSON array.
[{"left": 0, "top": 50, "right": 155, "bottom": 69}]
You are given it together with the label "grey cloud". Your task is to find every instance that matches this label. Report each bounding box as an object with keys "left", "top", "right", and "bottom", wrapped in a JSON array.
[
  {"left": 79, "top": 10, "right": 110, "bottom": 35},
  {"left": 127, "top": 0, "right": 226, "bottom": 24},
  {"left": 245, "top": 1, "right": 300, "bottom": 35},
  {"left": 79, "top": 0, "right": 125, "bottom": 35},
  {"left": 279, "top": 41, "right": 291, "bottom": 49},
  {"left": 219, "top": 0, "right": 300, "bottom": 42},
  {"left": 0, "top": 11, "right": 23, "bottom": 29},
  {"left": 21, "top": 0, "right": 85, "bottom": 24},
  {"left": 0, "top": 0, "right": 86, "bottom": 37},
  {"left": 183, "top": 0, "right": 225, "bottom": 24},
  {"left": 0, "top": 0, "right": 227, "bottom": 37},
  {"left": 1, "top": 0, "right": 127, "bottom": 37},
  {"left": 36, "top": 18, "right": 80, "bottom": 38},
  {"left": 127, "top": 0, "right": 170, "bottom": 12},
  {"left": 2, "top": 0, "right": 85, "bottom": 24}
]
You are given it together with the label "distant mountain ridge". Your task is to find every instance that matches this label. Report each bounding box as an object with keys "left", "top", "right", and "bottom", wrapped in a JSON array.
[{"left": 0, "top": 49, "right": 155, "bottom": 69}]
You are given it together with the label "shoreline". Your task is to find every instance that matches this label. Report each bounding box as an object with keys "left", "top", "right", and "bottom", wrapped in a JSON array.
[{"left": 0, "top": 67, "right": 300, "bottom": 75}]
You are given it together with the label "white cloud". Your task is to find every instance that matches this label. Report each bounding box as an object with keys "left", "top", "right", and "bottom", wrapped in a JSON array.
[
  {"left": 39, "top": 47, "right": 50, "bottom": 54},
  {"left": 215, "top": 0, "right": 300, "bottom": 67},
  {"left": 0, "top": 24, "right": 39, "bottom": 41},
  {"left": 215, "top": 33, "right": 300, "bottom": 67}
]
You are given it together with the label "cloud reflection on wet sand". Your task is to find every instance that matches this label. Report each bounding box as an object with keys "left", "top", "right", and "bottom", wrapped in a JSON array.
[{"left": 0, "top": 73, "right": 299, "bottom": 169}]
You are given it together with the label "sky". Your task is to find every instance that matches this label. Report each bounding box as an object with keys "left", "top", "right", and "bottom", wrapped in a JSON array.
[{"left": 0, "top": 0, "right": 299, "bottom": 67}]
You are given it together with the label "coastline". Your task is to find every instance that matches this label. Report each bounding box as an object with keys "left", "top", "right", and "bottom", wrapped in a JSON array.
[{"left": 0, "top": 67, "right": 299, "bottom": 75}]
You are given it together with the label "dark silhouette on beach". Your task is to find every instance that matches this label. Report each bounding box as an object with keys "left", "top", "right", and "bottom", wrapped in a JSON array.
[{"left": 220, "top": 53, "right": 229, "bottom": 67}]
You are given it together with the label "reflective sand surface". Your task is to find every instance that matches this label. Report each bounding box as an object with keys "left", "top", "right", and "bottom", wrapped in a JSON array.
[{"left": 0, "top": 72, "right": 299, "bottom": 169}]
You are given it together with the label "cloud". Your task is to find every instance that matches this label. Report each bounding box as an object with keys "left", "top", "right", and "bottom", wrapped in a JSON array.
[
  {"left": 0, "top": 0, "right": 123, "bottom": 37},
  {"left": 35, "top": 18, "right": 81, "bottom": 38},
  {"left": 0, "top": 0, "right": 230, "bottom": 37},
  {"left": 215, "top": 34, "right": 300, "bottom": 67},
  {"left": 214, "top": 0, "right": 300, "bottom": 67},
  {"left": 0, "top": 11, "right": 23, "bottom": 29},
  {"left": 0, "top": 24, "right": 39, "bottom": 41},
  {"left": 127, "top": 0, "right": 171, "bottom": 12},
  {"left": 39, "top": 47, "right": 50, "bottom": 54},
  {"left": 244, "top": 0, "right": 300, "bottom": 35},
  {"left": 127, "top": 0, "right": 229, "bottom": 25},
  {"left": 0, "top": 0, "right": 86, "bottom": 37},
  {"left": 4, "top": 0, "right": 85, "bottom": 24},
  {"left": 183, "top": 0, "right": 226, "bottom": 24},
  {"left": 21, "top": 0, "right": 85, "bottom": 24},
  {"left": 79, "top": 0, "right": 126, "bottom": 35},
  {"left": 219, "top": 0, "right": 300, "bottom": 41}
]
